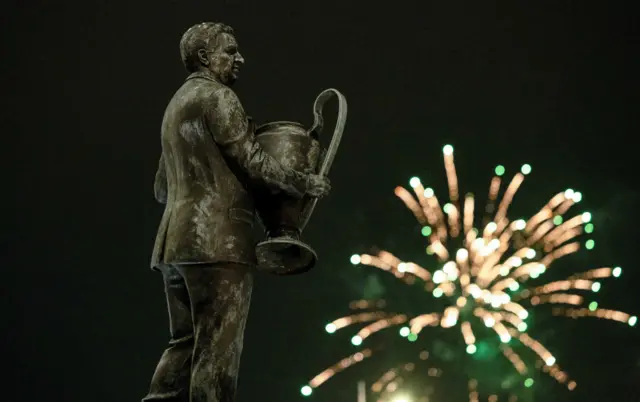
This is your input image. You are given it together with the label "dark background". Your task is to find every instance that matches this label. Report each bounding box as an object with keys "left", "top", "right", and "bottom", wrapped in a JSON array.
[{"left": 3, "top": 1, "right": 638, "bottom": 401}]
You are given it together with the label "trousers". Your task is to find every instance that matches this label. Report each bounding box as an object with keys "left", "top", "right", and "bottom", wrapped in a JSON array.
[{"left": 142, "top": 262, "right": 253, "bottom": 402}]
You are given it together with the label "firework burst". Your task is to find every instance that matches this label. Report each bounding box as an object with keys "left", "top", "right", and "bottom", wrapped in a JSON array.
[{"left": 301, "top": 145, "right": 636, "bottom": 401}]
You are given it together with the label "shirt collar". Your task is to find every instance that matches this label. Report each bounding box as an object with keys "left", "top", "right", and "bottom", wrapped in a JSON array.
[{"left": 185, "top": 69, "right": 220, "bottom": 83}]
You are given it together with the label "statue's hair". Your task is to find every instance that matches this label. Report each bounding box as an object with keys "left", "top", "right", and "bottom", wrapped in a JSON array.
[{"left": 179, "top": 22, "right": 234, "bottom": 73}]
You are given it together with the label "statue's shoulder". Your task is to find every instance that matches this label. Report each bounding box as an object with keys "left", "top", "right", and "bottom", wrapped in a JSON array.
[
  {"left": 198, "top": 85, "right": 242, "bottom": 114},
  {"left": 213, "top": 86, "right": 240, "bottom": 104}
]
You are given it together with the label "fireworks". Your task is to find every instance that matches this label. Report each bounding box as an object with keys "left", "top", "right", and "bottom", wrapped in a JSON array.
[{"left": 302, "top": 145, "right": 636, "bottom": 401}]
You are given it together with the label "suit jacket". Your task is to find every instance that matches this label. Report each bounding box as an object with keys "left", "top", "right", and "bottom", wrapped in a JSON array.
[{"left": 150, "top": 70, "right": 310, "bottom": 269}]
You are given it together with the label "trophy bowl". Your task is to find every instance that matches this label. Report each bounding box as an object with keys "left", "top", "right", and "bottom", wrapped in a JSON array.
[{"left": 253, "top": 121, "right": 321, "bottom": 275}]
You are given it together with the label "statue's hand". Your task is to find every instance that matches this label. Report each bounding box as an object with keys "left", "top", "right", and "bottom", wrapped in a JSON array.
[{"left": 305, "top": 174, "right": 331, "bottom": 198}]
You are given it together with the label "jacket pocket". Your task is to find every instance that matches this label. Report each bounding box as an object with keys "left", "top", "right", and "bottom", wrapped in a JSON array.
[{"left": 229, "top": 208, "right": 255, "bottom": 226}]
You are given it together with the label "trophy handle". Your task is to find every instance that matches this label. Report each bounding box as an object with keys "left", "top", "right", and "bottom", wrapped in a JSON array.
[
  {"left": 308, "top": 88, "right": 348, "bottom": 176},
  {"left": 300, "top": 88, "right": 348, "bottom": 231}
]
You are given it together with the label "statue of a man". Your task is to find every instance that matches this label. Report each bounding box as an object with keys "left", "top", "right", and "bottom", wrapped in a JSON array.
[{"left": 143, "top": 22, "right": 330, "bottom": 402}]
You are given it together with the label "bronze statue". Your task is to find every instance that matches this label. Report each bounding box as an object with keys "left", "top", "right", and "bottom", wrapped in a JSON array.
[{"left": 143, "top": 22, "right": 334, "bottom": 402}]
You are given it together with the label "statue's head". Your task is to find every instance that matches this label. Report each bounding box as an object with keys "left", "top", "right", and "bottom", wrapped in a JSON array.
[{"left": 180, "top": 22, "right": 244, "bottom": 86}]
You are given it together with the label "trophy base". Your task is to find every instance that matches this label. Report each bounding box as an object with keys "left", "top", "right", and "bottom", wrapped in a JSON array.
[{"left": 256, "top": 236, "right": 318, "bottom": 275}]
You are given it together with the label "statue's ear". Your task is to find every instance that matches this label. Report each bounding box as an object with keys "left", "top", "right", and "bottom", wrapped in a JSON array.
[{"left": 197, "top": 49, "right": 209, "bottom": 66}]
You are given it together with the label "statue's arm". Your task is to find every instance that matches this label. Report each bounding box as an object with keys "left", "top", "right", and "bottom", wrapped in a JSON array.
[
  {"left": 154, "top": 154, "right": 168, "bottom": 204},
  {"left": 206, "top": 87, "right": 309, "bottom": 198}
]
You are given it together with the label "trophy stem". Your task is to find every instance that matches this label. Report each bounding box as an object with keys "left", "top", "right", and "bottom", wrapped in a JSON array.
[{"left": 266, "top": 226, "right": 300, "bottom": 239}]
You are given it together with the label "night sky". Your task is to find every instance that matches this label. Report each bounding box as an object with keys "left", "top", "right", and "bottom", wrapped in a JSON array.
[{"left": 4, "top": 1, "right": 638, "bottom": 401}]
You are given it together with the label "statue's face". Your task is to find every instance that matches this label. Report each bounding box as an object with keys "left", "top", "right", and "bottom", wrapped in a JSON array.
[{"left": 205, "top": 33, "right": 244, "bottom": 86}]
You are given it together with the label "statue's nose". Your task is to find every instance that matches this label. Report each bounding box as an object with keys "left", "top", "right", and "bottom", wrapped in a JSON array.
[{"left": 236, "top": 53, "right": 245, "bottom": 65}]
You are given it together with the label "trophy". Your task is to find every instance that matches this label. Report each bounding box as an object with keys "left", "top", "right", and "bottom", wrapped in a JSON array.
[{"left": 253, "top": 88, "right": 347, "bottom": 275}]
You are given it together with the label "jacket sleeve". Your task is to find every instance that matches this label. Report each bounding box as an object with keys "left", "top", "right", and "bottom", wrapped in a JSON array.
[
  {"left": 153, "top": 154, "right": 168, "bottom": 204},
  {"left": 205, "top": 87, "right": 309, "bottom": 198}
]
